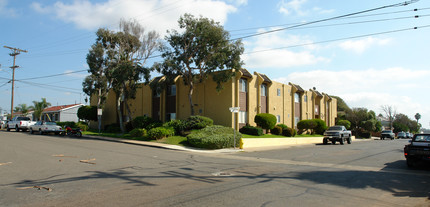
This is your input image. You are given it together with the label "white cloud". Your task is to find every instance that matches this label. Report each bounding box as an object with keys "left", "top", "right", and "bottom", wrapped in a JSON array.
[
  {"left": 242, "top": 31, "right": 328, "bottom": 69},
  {"left": 0, "top": 0, "right": 18, "bottom": 17},
  {"left": 278, "top": 0, "right": 307, "bottom": 16},
  {"left": 338, "top": 37, "right": 392, "bottom": 54},
  {"left": 274, "top": 67, "right": 430, "bottom": 127},
  {"left": 31, "top": 0, "right": 238, "bottom": 35}
]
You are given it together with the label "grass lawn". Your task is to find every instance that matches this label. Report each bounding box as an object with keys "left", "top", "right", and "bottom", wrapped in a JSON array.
[
  {"left": 83, "top": 131, "right": 189, "bottom": 146},
  {"left": 242, "top": 133, "right": 323, "bottom": 138}
]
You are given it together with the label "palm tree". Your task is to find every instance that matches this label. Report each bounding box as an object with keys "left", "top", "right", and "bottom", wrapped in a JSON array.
[
  {"left": 14, "top": 104, "right": 32, "bottom": 116},
  {"left": 32, "top": 98, "right": 51, "bottom": 121},
  {"left": 415, "top": 113, "right": 421, "bottom": 124}
]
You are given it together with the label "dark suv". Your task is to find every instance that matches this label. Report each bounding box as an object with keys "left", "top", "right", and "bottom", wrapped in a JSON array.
[{"left": 380, "top": 130, "right": 395, "bottom": 140}]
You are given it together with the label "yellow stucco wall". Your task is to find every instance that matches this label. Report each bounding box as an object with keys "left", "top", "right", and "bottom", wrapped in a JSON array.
[{"left": 90, "top": 70, "right": 338, "bottom": 130}]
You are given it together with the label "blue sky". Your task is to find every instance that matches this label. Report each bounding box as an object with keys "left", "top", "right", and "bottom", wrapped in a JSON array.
[{"left": 1, "top": 0, "right": 429, "bottom": 129}]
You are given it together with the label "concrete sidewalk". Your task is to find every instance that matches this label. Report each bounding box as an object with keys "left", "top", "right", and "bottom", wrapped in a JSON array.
[{"left": 84, "top": 134, "right": 374, "bottom": 153}]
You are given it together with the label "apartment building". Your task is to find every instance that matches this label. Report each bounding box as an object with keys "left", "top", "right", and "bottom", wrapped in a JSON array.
[{"left": 93, "top": 69, "right": 337, "bottom": 129}]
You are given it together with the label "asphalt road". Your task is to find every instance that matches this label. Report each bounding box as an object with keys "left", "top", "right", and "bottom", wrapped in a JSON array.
[{"left": 0, "top": 131, "right": 429, "bottom": 207}]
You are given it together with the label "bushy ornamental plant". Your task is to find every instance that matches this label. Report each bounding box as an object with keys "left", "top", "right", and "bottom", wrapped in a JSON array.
[
  {"left": 270, "top": 125, "right": 283, "bottom": 135},
  {"left": 254, "top": 113, "right": 277, "bottom": 133},
  {"left": 239, "top": 125, "right": 263, "bottom": 136},
  {"left": 129, "top": 128, "right": 147, "bottom": 137},
  {"left": 282, "top": 127, "right": 297, "bottom": 137},
  {"left": 185, "top": 115, "right": 213, "bottom": 130},
  {"left": 187, "top": 125, "right": 241, "bottom": 149},
  {"left": 147, "top": 127, "right": 175, "bottom": 140},
  {"left": 312, "top": 119, "right": 327, "bottom": 135}
]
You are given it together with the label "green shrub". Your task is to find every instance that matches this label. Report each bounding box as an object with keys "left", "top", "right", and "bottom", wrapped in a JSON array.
[
  {"left": 254, "top": 113, "right": 277, "bottom": 133},
  {"left": 132, "top": 116, "right": 162, "bottom": 130},
  {"left": 282, "top": 127, "right": 297, "bottom": 137},
  {"left": 77, "top": 105, "right": 97, "bottom": 121},
  {"left": 147, "top": 127, "right": 175, "bottom": 140},
  {"left": 336, "top": 119, "right": 351, "bottom": 129},
  {"left": 163, "top": 119, "right": 186, "bottom": 135},
  {"left": 76, "top": 122, "right": 89, "bottom": 131},
  {"left": 312, "top": 119, "right": 327, "bottom": 135},
  {"left": 277, "top": 124, "right": 288, "bottom": 130},
  {"left": 297, "top": 120, "right": 317, "bottom": 134},
  {"left": 239, "top": 125, "right": 263, "bottom": 136},
  {"left": 185, "top": 115, "right": 213, "bottom": 130},
  {"left": 270, "top": 125, "right": 283, "bottom": 135},
  {"left": 105, "top": 123, "right": 121, "bottom": 133},
  {"left": 56, "top": 121, "right": 76, "bottom": 128},
  {"left": 129, "top": 128, "right": 147, "bottom": 137},
  {"left": 187, "top": 125, "right": 241, "bottom": 149}
]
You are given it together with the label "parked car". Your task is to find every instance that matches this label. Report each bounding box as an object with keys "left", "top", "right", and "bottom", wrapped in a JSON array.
[
  {"left": 380, "top": 130, "right": 395, "bottom": 140},
  {"left": 397, "top": 132, "right": 407, "bottom": 139},
  {"left": 404, "top": 134, "right": 430, "bottom": 167},
  {"left": 29, "top": 121, "right": 63, "bottom": 135},
  {"left": 406, "top": 132, "right": 413, "bottom": 139},
  {"left": 323, "top": 125, "right": 352, "bottom": 145},
  {"left": 6, "top": 116, "right": 36, "bottom": 132}
]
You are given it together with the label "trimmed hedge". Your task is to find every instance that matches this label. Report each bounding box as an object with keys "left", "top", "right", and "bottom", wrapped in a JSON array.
[
  {"left": 132, "top": 116, "right": 162, "bottom": 130},
  {"left": 336, "top": 119, "right": 351, "bottom": 129},
  {"left": 76, "top": 122, "right": 89, "bottom": 131},
  {"left": 312, "top": 119, "right": 327, "bottom": 135},
  {"left": 187, "top": 125, "right": 241, "bottom": 149},
  {"left": 104, "top": 123, "right": 121, "bottom": 133},
  {"left": 163, "top": 119, "right": 186, "bottom": 135},
  {"left": 270, "top": 125, "right": 283, "bottom": 135},
  {"left": 254, "top": 113, "right": 277, "bottom": 132},
  {"left": 282, "top": 127, "right": 297, "bottom": 137},
  {"left": 147, "top": 127, "right": 175, "bottom": 140},
  {"left": 239, "top": 125, "right": 263, "bottom": 136},
  {"left": 57, "top": 121, "right": 76, "bottom": 128},
  {"left": 297, "top": 119, "right": 317, "bottom": 134},
  {"left": 129, "top": 128, "right": 147, "bottom": 137},
  {"left": 185, "top": 115, "right": 213, "bottom": 130}
]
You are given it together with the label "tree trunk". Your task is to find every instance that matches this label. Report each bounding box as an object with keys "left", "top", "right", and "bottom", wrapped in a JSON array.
[
  {"left": 97, "top": 88, "right": 102, "bottom": 133},
  {"left": 117, "top": 94, "right": 125, "bottom": 134},
  {"left": 188, "top": 82, "right": 195, "bottom": 115},
  {"left": 122, "top": 83, "right": 133, "bottom": 124}
]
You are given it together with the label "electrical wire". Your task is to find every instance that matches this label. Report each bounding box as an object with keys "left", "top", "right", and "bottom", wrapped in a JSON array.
[
  {"left": 17, "top": 70, "right": 88, "bottom": 81},
  {"left": 244, "top": 25, "right": 430, "bottom": 55},
  {"left": 230, "top": 0, "right": 420, "bottom": 40},
  {"left": 16, "top": 80, "right": 82, "bottom": 94}
]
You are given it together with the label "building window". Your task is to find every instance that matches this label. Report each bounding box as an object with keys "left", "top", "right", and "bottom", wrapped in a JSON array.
[
  {"left": 277, "top": 88, "right": 281, "bottom": 96},
  {"left": 166, "top": 113, "right": 176, "bottom": 121},
  {"left": 239, "top": 111, "right": 247, "bottom": 124},
  {"left": 277, "top": 115, "right": 281, "bottom": 123},
  {"left": 240, "top": 79, "right": 247, "bottom": 92},
  {"left": 294, "top": 93, "right": 300, "bottom": 103},
  {"left": 167, "top": 85, "right": 176, "bottom": 96},
  {"left": 153, "top": 89, "right": 161, "bottom": 97},
  {"left": 261, "top": 84, "right": 267, "bottom": 96},
  {"left": 304, "top": 95, "right": 307, "bottom": 102},
  {"left": 294, "top": 117, "right": 300, "bottom": 127}
]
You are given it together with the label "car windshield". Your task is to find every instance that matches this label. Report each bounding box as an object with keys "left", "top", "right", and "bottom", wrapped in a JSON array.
[
  {"left": 382, "top": 130, "right": 392, "bottom": 133},
  {"left": 398, "top": 132, "right": 405, "bottom": 135},
  {"left": 45, "top": 122, "right": 57, "bottom": 125},
  {"left": 414, "top": 135, "right": 430, "bottom": 142},
  {"left": 17, "top": 117, "right": 30, "bottom": 121},
  {"left": 328, "top": 126, "right": 342, "bottom": 130}
]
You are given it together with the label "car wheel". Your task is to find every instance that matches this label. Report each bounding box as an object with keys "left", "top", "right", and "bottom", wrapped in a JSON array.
[
  {"left": 30, "top": 128, "right": 33, "bottom": 134},
  {"left": 39, "top": 129, "right": 43, "bottom": 135},
  {"left": 406, "top": 158, "right": 415, "bottom": 168},
  {"left": 340, "top": 138, "right": 344, "bottom": 145},
  {"left": 76, "top": 131, "right": 82, "bottom": 138},
  {"left": 331, "top": 140, "right": 336, "bottom": 145},
  {"left": 347, "top": 137, "right": 351, "bottom": 144},
  {"left": 323, "top": 138, "right": 328, "bottom": 145},
  {"left": 7, "top": 126, "right": 10, "bottom": 131},
  {"left": 16, "top": 125, "right": 20, "bottom": 132}
]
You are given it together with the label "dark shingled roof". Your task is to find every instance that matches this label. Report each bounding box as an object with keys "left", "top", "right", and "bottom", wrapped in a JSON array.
[
  {"left": 291, "top": 83, "right": 304, "bottom": 93},
  {"left": 259, "top": 73, "right": 272, "bottom": 83},
  {"left": 314, "top": 90, "right": 323, "bottom": 97},
  {"left": 240, "top": 68, "right": 253, "bottom": 78}
]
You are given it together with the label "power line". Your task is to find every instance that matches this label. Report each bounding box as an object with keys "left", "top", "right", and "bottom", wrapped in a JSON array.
[
  {"left": 17, "top": 69, "right": 88, "bottom": 81},
  {"left": 244, "top": 25, "right": 430, "bottom": 55},
  {"left": 231, "top": 0, "right": 420, "bottom": 40}
]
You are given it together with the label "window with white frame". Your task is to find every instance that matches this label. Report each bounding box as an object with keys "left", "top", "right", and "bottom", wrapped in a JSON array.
[
  {"left": 261, "top": 84, "right": 267, "bottom": 96},
  {"left": 294, "top": 93, "right": 300, "bottom": 103},
  {"left": 239, "top": 111, "right": 247, "bottom": 124},
  {"left": 277, "top": 115, "right": 281, "bottom": 123},
  {"left": 277, "top": 88, "right": 281, "bottom": 96},
  {"left": 304, "top": 94, "right": 307, "bottom": 102},
  {"left": 240, "top": 79, "right": 247, "bottom": 92}
]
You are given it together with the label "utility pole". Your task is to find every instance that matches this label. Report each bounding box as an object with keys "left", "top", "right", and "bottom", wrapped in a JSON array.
[{"left": 4, "top": 46, "right": 28, "bottom": 119}]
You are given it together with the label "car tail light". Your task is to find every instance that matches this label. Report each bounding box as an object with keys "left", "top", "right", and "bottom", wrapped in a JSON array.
[
  {"left": 20, "top": 121, "right": 22, "bottom": 125},
  {"left": 404, "top": 152, "right": 408, "bottom": 156}
]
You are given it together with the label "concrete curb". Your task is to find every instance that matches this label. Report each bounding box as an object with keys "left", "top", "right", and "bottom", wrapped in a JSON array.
[{"left": 83, "top": 134, "right": 375, "bottom": 153}]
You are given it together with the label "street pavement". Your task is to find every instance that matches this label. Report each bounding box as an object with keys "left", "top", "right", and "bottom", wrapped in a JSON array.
[{"left": 1, "top": 130, "right": 429, "bottom": 207}]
